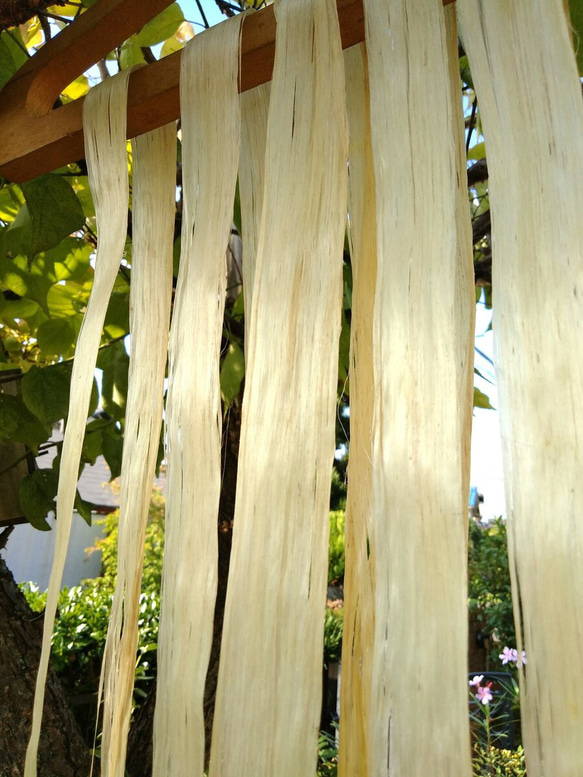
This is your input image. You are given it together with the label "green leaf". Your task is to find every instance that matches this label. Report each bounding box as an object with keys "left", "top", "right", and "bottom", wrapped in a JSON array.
[
  {"left": 21, "top": 364, "right": 70, "bottom": 425},
  {"left": 569, "top": 0, "right": 583, "bottom": 75},
  {"left": 0, "top": 30, "right": 29, "bottom": 71},
  {"left": 119, "top": 37, "right": 147, "bottom": 69},
  {"left": 35, "top": 317, "right": 77, "bottom": 357},
  {"left": 337, "top": 311, "right": 350, "bottom": 395},
  {"left": 220, "top": 342, "right": 245, "bottom": 405},
  {"left": 74, "top": 490, "right": 93, "bottom": 525},
  {"left": 0, "top": 393, "right": 50, "bottom": 451},
  {"left": 101, "top": 427, "right": 123, "bottom": 479},
  {"left": 19, "top": 469, "right": 58, "bottom": 530},
  {"left": 21, "top": 174, "right": 86, "bottom": 255},
  {"left": 137, "top": 3, "right": 184, "bottom": 47},
  {"left": 468, "top": 141, "right": 485, "bottom": 161},
  {"left": 0, "top": 37, "right": 15, "bottom": 91},
  {"left": 473, "top": 387, "right": 494, "bottom": 410},
  {"left": 98, "top": 342, "right": 129, "bottom": 420},
  {"left": 81, "top": 420, "right": 104, "bottom": 465},
  {"left": 104, "top": 292, "right": 129, "bottom": 339}
]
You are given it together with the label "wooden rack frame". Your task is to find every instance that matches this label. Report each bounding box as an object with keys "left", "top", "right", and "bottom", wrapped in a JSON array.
[{"left": 0, "top": 0, "right": 453, "bottom": 183}]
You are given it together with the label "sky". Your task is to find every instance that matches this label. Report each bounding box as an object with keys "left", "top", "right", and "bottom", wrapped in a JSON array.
[{"left": 471, "top": 294, "right": 506, "bottom": 521}]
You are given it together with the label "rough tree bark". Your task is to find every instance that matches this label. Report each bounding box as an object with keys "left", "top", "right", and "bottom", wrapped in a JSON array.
[{"left": 0, "top": 551, "right": 93, "bottom": 777}]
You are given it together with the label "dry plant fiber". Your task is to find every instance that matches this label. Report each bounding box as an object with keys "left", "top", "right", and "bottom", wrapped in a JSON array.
[
  {"left": 457, "top": 2, "right": 583, "bottom": 774},
  {"left": 239, "top": 82, "right": 270, "bottom": 346},
  {"left": 152, "top": 15, "right": 243, "bottom": 777},
  {"left": 24, "top": 69, "right": 131, "bottom": 777},
  {"left": 363, "top": 0, "right": 473, "bottom": 773},
  {"left": 209, "top": 0, "right": 348, "bottom": 772},
  {"left": 338, "top": 42, "right": 376, "bottom": 777},
  {"left": 97, "top": 122, "right": 176, "bottom": 777}
]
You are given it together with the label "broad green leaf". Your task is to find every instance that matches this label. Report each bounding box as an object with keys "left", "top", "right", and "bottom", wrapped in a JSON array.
[
  {"left": 21, "top": 174, "right": 85, "bottom": 255},
  {"left": 1, "top": 30, "right": 29, "bottom": 71},
  {"left": 104, "top": 292, "right": 129, "bottom": 339},
  {"left": 81, "top": 420, "right": 104, "bottom": 465},
  {"left": 0, "top": 297, "right": 40, "bottom": 322},
  {"left": 101, "top": 426, "right": 123, "bottom": 479},
  {"left": 21, "top": 364, "right": 70, "bottom": 425},
  {"left": 35, "top": 317, "right": 77, "bottom": 357},
  {"left": 0, "top": 393, "right": 50, "bottom": 451},
  {"left": 5, "top": 203, "right": 32, "bottom": 255},
  {"left": 46, "top": 282, "right": 85, "bottom": 318},
  {"left": 19, "top": 469, "right": 57, "bottom": 530},
  {"left": 119, "top": 37, "right": 147, "bottom": 69},
  {"left": 0, "top": 184, "right": 22, "bottom": 220},
  {"left": 137, "top": 3, "right": 184, "bottom": 47},
  {"left": 75, "top": 489, "right": 93, "bottom": 525},
  {"left": 220, "top": 343, "right": 245, "bottom": 405},
  {"left": 0, "top": 37, "right": 15, "bottom": 90},
  {"left": 62, "top": 75, "right": 90, "bottom": 101},
  {"left": 473, "top": 387, "right": 494, "bottom": 410},
  {"left": 468, "top": 141, "right": 485, "bottom": 161},
  {"left": 569, "top": 0, "right": 583, "bottom": 75},
  {"left": 98, "top": 341, "right": 129, "bottom": 420},
  {"left": 337, "top": 311, "right": 350, "bottom": 395}
]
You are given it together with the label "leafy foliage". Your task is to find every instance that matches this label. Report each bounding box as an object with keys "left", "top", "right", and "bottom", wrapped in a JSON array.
[
  {"left": 21, "top": 488, "right": 165, "bottom": 708},
  {"left": 468, "top": 518, "right": 516, "bottom": 662},
  {"left": 472, "top": 745, "right": 526, "bottom": 777},
  {"left": 328, "top": 510, "right": 345, "bottom": 585},
  {"left": 323, "top": 608, "right": 343, "bottom": 667}
]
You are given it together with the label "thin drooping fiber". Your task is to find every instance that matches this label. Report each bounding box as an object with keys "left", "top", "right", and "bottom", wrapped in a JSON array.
[
  {"left": 24, "top": 70, "right": 131, "bottom": 777},
  {"left": 338, "top": 42, "right": 376, "bottom": 777},
  {"left": 239, "top": 82, "right": 270, "bottom": 343},
  {"left": 152, "top": 16, "right": 242, "bottom": 777},
  {"left": 457, "top": 3, "right": 583, "bottom": 774},
  {"left": 364, "top": 0, "right": 474, "bottom": 772},
  {"left": 209, "top": 0, "right": 347, "bottom": 772},
  {"left": 98, "top": 123, "right": 176, "bottom": 777}
]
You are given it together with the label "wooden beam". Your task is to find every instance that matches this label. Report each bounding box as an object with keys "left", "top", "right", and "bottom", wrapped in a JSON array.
[{"left": 0, "top": 0, "right": 454, "bottom": 183}]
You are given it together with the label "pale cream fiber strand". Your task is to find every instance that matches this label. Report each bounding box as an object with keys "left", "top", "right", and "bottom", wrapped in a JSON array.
[
  {"left": 457, "top": 3, "right": 583, "bottom": 774},
  {"left": 152, "top": 16, "right": 242, "bottom": 777},
  {"left": 98, "top": 124, "right": 175, "bottom": 777},
  {"left": 209, "top": 0, "right": 347, "bottom": 772},
  {"left": 364, "top": 0, "right": 473, "bottom": 773},
  {"left": 24, "top": 70, "right": 131, "bottom": 777},
  {"left": 240, "top": 82, "right": 270, "bottom": 345},
  {"left": 338, "top": 42, "right": 376, "bottom": 777}
]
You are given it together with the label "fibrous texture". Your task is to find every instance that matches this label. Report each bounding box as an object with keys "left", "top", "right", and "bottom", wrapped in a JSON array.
[
  {"left": 339, "top": 42, "right": 376, "bottom": 777},
  {"left": 24, "top": 69, "right": 131, "bottom": 777},
  {"left": 209, "top": 0, "right": 348, "bottom": 773},
  {"left": 98, "top": 123, "right": 176, "bottom": 777},
  {"left": 152, "top": 16, "right": 242, "bottom": 777},
  {"left": 457, "top": 2, "right": 583, "bottom": 774},
  {"left": 363, "top": 0, "right": 474, "bottom": 772},
  {"left": 239, "top": 82, "right": 270, "bottom": 344}
]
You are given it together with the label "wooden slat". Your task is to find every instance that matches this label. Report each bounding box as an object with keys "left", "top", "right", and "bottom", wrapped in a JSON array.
[{"left": 0, "top": 0, "right": 453, "bottom": 183}]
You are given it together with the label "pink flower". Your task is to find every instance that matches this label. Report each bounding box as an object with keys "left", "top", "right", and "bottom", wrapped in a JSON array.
[
  {"left": 499, "top": 646, "right": 516, "bottom": 665},
  {"left": 499, "top": 646, "right": 527, "bottom": 667},
  {"left": 476, "top": 683, "right": 493, "bottom": 705},
  {"left": 469, "top": 675, "right": 484, "bottom": 687}
]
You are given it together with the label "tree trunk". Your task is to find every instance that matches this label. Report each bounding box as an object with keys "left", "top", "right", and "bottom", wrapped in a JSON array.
[
  {"left": 0, "top": 554, "right": 93, "bottom": 777},
  {"left": 126, "top": 402, "right": 241, "bottom": 777}
]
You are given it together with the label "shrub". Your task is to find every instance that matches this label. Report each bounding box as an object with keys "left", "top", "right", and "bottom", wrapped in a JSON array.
[
  {"left": 328, "top": 510, "right": 345, "bottom": 585},
  {"left": 472, "top": 744, "right": 526, "bottom": 776},
  {"left": 468, "top": 517, "right": 516, "bottom": 662}
]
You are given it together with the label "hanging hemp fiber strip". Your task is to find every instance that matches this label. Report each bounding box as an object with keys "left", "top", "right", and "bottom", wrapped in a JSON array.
[
  {"left": 457, "top": 2, "right": 583, "bottom": 774},
  {"left": 24, "top": 70, "right": 131, "bottom": 777},
  {"left": 364, "top": 0, "right": 474, "bottom": 773},
  {"left": 338, "top": 42, "right": 376, "bottom": 777},
  {"left": 98, "top": 123, "right": 175, "bottom": 777},
  {"left": 152, "top": 15, "right": 243, "bottom": 777},
  {"left": 239, "top": 82, "right": 270, "bottom": 347},
  {"left": 209, "top": 0, "right": 348, "bottom": 773}
]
